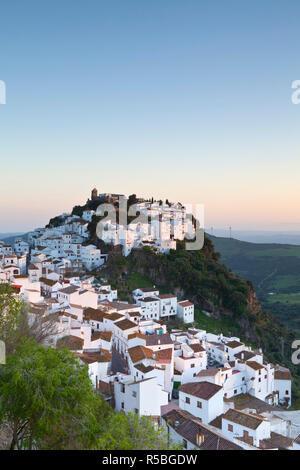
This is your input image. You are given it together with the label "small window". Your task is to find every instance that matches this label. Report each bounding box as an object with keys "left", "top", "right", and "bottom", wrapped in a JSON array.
[
  {"left": 185, "top": 397, "right": 190, "bottom": 404},
  {"left": 191, "top": 364, "right": 195, "bottom": 368},
  {"left": 286, "top": 390, "right": 289, "bottom": 395},
  {"left": 132, "top": 391, "right": 137, "bottom": 398},
  {"left": 197, "top": 401, "right": 202, "bottom": 408},
  {"left": 228, "top": 424, "right": 233, "bottom": 432},
  {"left": 121, "top": 402, "right": 124, "bottom": 409},
  {"left": 183, "top": 439, "right": 187, "bottom": 449}
]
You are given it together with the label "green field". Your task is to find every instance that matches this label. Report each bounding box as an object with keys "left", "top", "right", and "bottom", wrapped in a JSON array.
[
  {"left": 267, "top": 293, "right": 300, "bottom": 305},
  {"left": 209, "top": 235, "right": 300, "bottom": 331}
]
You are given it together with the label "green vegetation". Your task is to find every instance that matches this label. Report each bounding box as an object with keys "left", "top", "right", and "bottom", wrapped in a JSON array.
[
  {"left": 267, "top": 293, "right": 300, "bottom": 306},
  {"left": 98, "top": 412, "right": 180, "bottom": 450},
  {"left": 210, "top": 235, "right": 300, "bottom": 332},
  {"left": 0, "top": 285, "right": 177, "bottom": 450},
  {"left": 0, "top": 339, "right": 108, "bottom": 450},
  {"left": 127, "top": 272, "right": 153, "bottom": 291}
]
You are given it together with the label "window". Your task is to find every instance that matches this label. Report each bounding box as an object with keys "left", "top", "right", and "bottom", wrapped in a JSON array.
[
  {"left": 234, "top": 389, "right": 237, "bottom": 394},
  {"left": 185, "top": 397, "right": 190, "bottom": 404},
  {"left": 132, "top": 391, "right": 137, "bottom": 398},
  {"left": 228, "top": 424, "right": 233, "bottom": 432},
  {"left": 191, "top": 364, "right": 195, "bottom": 368},
  {"left": 243, "top": 430, "right": 249, "bottom": 438},
  {"left": 121, "top": 384, "right": 125, "bottom": 393},
  {"left": 197, "top": 401, "right": 202, "bottom": 408},
  {"left": 183, "top": 439, "right": 187, "bottom": 449},
  {"left": 121, "top": 402, "right": 124, "bottom": 409},
  {"left": 286, "top": 390, "right": 289, "bottom": 395}
]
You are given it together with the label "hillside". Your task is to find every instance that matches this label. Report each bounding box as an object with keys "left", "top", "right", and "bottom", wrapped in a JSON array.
[
  {"left": 100, "top": 237, "right": 300, "bottom": 405},
  {"left": 209, "top": 235, "right": 300, "bottom": 333},
  {"left": 45, "top": 199, "right": 300, "bottom": 404}
]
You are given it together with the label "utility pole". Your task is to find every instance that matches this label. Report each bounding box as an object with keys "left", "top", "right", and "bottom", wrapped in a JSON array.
[
  {"left": 229, "top": 226, "right": 232, "bottom": 239},
  {"left": 211, "top": 227, "right": 213, "bottom": 236}
]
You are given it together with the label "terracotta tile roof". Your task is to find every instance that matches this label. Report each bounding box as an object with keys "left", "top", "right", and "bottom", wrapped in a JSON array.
[
  {"left": 274, "top": 366, "right": 292, "bottom": 381},
  {"left": 39, "top": 277, "right": 58, "bottom": 287},
  {"left": 98, "top": 381, "right": 114, "bottom": 398},
  {"left": 234, "top": 350, "right": 256, "bottom": 361},
  {"left": 58, "top": 285, "right": 79, "bottom": 294},
  {"left": 141, "top": 297, "right": 159, "bottom": 303},
  {"left": 156, "top": 294, "right": 176, "bottom": 299},
  {"left": 97, "top": 331, "right": 112, "bottom": 342},
  {"left": 114, "top": 318, "right": 137, "bottom": 331},
  {"left": 128, "top": 345, "right": 154, "bottom": 364},
  {"left": 77, "top": 351, "right": 112, "bottom": 364},
  {"left": 103, "top": 312, "right": 124, "bottom": 322},
  {"left": 197, "top": 368, "right": 219, "bottom": 377},
  {"left": 134, "top": 364, "right": 154, "bottom": 374},
  {"left": 246, "top": 361, "right": 265, "bottom": 371},
  {"left": 189, "top": 343, "right": 205, "bottom": 353},
  {"left": 156, "top": 348, "right": 173, "bottom": 363},
  {"left": 294, "top": 434, "right": 300, "bottom": 445},
  {"left": 100, "top": 300, "right": 139, "bottom": 311},
  {"left": 179, "top": 381, "right": 222, "bottom": 400},
  {"left": 28, "top": 264, "right": 39, "bottom": 270},
  {"left": 56, "top": 335, "right": 84, "bottom": 351},
  {"left": 162, "top": 409, "right": 242, "bottom": 450},
  {"left": 128, "top": 332, "right": 146, "bottom": 340},
  {"left": 83, "top": 307, "right": 106, "bottom": 322},
  {"left": 146, "top": 333, "right": 173, "bottom": 346},
  {"left": 225, "top": 340, "right": 243, "bottom": 349},
  {"left": 259, "top": 432, "right": 293, "bottom": 450},
  {"left": 209, "top": 414, "right": 224, "bottom": 429},
  {"left": 178, "top": 300, "right": 194, "bottom": 307},
  {"left": 223, "top": 408, "right": 264, "bottom": 430}
]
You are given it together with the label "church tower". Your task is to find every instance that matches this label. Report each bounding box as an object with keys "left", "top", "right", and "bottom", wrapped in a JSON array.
[{"left": 91, "top": 188, "right": 98, "bottom": 200}]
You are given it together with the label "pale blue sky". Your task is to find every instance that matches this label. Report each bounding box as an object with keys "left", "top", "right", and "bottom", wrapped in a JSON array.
[{"left": 0, "top": 0, "right": 299, "bottom": 232}]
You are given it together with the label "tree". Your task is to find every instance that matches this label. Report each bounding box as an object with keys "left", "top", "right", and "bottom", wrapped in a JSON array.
[
  {"left": 128, "top": 194, "right": 138, "bottom": 207},
  {"left": 0, "top": 284, "right": 22, "bottom": 354},
  {"left": 0, "top": 284, "right": 57, "bottom": 354},
  {"left": 0, "top": 339, "right": 109, "bottom": 449},
  {"left": 97, "top": 411, "right": 180, "bottom": 450}
]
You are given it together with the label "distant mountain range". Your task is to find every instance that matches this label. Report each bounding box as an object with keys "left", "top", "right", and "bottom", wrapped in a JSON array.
[
  {"left": 208, "top": 229, "right": 300, "bottom": 245},
  {"left": 0, "top": 233, "right": 26, "bottom": 245},
  {"left": 0, "top": 232, "right": 24, "bottom": 239}
]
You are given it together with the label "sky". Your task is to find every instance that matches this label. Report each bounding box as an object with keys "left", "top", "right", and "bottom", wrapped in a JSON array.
[{"left": 0, "top": 0, "right": 300, "bottom": 233}]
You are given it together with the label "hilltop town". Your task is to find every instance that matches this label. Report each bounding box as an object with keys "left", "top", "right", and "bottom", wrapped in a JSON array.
[{"left": 0, "top": 190, "right": 298, "bottom": 450}]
